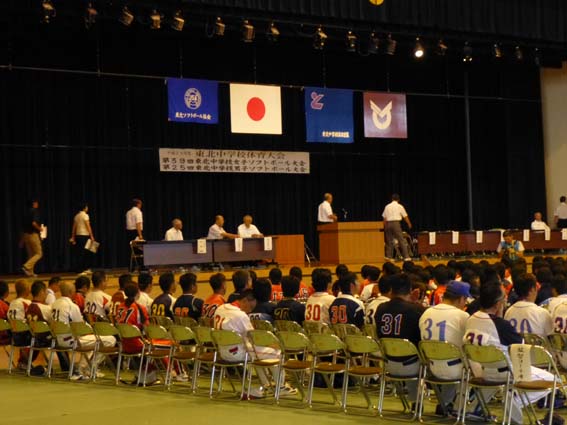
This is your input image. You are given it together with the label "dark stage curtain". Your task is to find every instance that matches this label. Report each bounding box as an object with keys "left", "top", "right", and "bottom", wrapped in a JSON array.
[{"left": 0, "top": 23, "right": 547, "bottom": 273}]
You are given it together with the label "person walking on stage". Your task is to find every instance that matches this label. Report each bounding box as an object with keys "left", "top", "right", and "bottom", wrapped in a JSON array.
[
  {"left": 317, "top": 193, "right": 338, "bottom": 224},
  {"left": 126, "top": 198, "right": 144, "bottom": 241},
  {"left": 21, "top": 198, "right": 43, "bottom": 277},
  {"left": 382, "top": 194, "right": 412, "bottom": 262},
  {"left": 69, "top": 202, "right": 95, "bottom": 273},
  {"left": 554, "top": 196, "right": 567, "bottom": 229}
]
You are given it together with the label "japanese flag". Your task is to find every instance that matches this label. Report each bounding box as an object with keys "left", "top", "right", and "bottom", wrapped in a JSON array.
[{"left": 229, "top": 83, "right": 282, "bottom": 135}]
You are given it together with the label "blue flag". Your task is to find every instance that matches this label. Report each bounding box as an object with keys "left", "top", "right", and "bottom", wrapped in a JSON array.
[
  {"left": 305, "top": 87, "right": 353, "bottom": 143},
  {"left": 167, "top": 78, "right": 218, "bottom": 124}
]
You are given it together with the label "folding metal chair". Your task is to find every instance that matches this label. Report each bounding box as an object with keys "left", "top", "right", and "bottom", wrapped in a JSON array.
[
  {"left": 69, "top": 321, "right": 98, "bottom": 380},
  {"left": 48, "top": 321, "right": 75, "bottom": 379},
  {"left": 174, "top": 316, "right": 198, "bottom": 328},
  {"left": 192, "top": 326, "right": 216, "bottom": 394},
  {"left": 210, "top": 329, "right": 249, "bottom": 399},
  {"left": 169, "top": 325, "right": 197, "bottom": 389},
  {"left": 8, "top": 319, "right": 32, "bottom": 374},
  {"left": 362, "top": 323, "right": 378, "bottom": 340},
  {"left": 547, "top": 333, "right": 567, "bottom": 395},
  {"left": 276, "top": 331, "right": 312, "bottom": 404},
  {"left": 92, "top": 322, "right": 121, "bottom": 384},
  {"left": 199, "top": 317, "right": 214, "bottom": 328},
  {"left": 0, "top": 318, "right": 12, "bottom": 367},
  {"left": 150, "top": 316, "right": 174, "bottom": 330},
  {"left": 303, "top": 321, "right": 332, "bottom": 336},
  {"left": 115, "top": 323, "right": 146, "bottom": 386},
  {"left": 332, "top": 324, "right": 361, "bottom": 341},
  {"left": 275, "top": 320, "right": 305, "bottom": 333},
  {"left": 246, "top": 329, "right": 283, "bottom": 400},
  {"left": 144, "top": 324, "right": 175, "bottom": 388},
  {"left": 129, "top": 240, "right": 144, "bottom": 272},
  {"left": 251, "top": 319, "right": 274, "bottom": 332},
  {"left": 28, "top": 320, "right": 53, "bottom": 377}
]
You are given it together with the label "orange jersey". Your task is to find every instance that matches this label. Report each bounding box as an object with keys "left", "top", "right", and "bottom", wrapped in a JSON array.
[
  {"left": 431, "top": 285, "right": 447, "bottom": 306},
  {"left": 271, "top": 285, "right": 283, "bottom": 303},
  {"left": 202, "top": 294, "right": 225, "bottom": 318},
  {"left": 72, "top": 293, "right": 85, "bottom": 311},
  {"left": 0, "top": 299, "right": 8, "bottom": 319},
  {"left": 115, "top": 301, "right": 149, "bottom": 353},
  {"left": 295, "top": 282, "right": 310, "bottom": 300}
]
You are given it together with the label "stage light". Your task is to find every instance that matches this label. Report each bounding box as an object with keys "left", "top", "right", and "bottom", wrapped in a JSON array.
[
  {"left": 241, "top": 20, "right": 255, "bottom": 42},
  {"left": 41, "top": 0, "right": 56, "bottom": 24},
  {"left": 369, "top": 0, "right": 385, "bottom": 4},
  {"left": 150, "top": 9, "right": 162, "bottom": 30},
  {"left": 368, "top": 32, "right": 380, "bottom": 54},
  {"left": 463, "top": 42, "right": 473, "bottom": 63},
  {"left": 84, "top": 3, "right": 98, "bottom": 29},
  {"left": 515, "top": 45, "right": 524, "bottom": 61},
  {"left": 119, "top": 6, "right": 134, "bottom": 27},
  {"left": 313, "top": 26, "right": 327, "bottom": 50},
  {"left": 346, "top": 31, "right": 357, "bottom": 52},
  {"left": 492, "top": 43, "right": 502, "bottom": 59},
  {"left": 170, "top": 10, "right": 185, "bottom": 31},
  {"left": 413, "top": 37, "right": 424, "bottom": 59},
  {"left": 266, "top": 22, "right": 280, "bottom": 42},
  {"left": 436, "top": 39, "right": 448, "bottom": 56},
  {"left": 214, "top": 17, "right": 225, "bottom": 36},
  {"left": 385, "top": 34, "right": 397, "bottom": 55}
]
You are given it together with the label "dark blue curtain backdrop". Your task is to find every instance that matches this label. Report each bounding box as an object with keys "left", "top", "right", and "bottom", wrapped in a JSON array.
[{"left": 0, "top": 13, "right": 546, "bottom": 273}]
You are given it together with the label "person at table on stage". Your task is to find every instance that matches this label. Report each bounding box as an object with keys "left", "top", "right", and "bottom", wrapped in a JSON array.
[
  {"left": 126, "top": 198, "right": 144, "bottom": 241},
  {"left": 237, "top": 215, "right": 263, "bottom": 238},
  {"left": 530, "top": 211, "right": 550, "bottom": 231},
  {"left": 317, "top": 193, "right": 338, "bottom": 224},
  {"left": 207, "top": 215, "right": 238, "bottom": 240},
  {"left": 554, "top": 196, "right": 567, "bottom": 229},
  {"left": 497, "top": 230, "right": 525, "bottom": 261},
  {"left": 382, "top": 193, "right": 412, "bottom": 262},
  {"left": 164, "top": 218, "right": 184, "bottom": 241}
]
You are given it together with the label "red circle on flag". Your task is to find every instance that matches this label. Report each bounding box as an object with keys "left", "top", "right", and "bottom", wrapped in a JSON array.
[{"left": 247, "top": 97, "right": 266, "bottom": 121}]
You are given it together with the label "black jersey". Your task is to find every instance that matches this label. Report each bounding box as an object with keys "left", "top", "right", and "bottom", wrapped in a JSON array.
[
  {"left": 329, "top": 294, "right": 365, "bottom": 328},
  {"left": 151, "top": 293, "right": 175, "bottom": 319},
  {"left": 274, "top": 298, "right": 305, "bottom": 324},
  {"left": 173, "top": 294, "right": 203, "bottom": 320},
  {"left": 375, "top": 297, "right": 425, "bottom": 347},
  {"left": 249, "top": 301, "right": 276, "bottom": 323}
]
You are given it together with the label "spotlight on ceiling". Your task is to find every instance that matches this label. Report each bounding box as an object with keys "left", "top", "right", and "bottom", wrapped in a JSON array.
[
  {"left": 463, "top": 42, "right": 473, "bottom": 63},
  {"left": 313, "top": 26, "right": 328, "bottom": 50},
  {"left": 515, "top": 45, "right": 524, "bottom": 61},
  {"left": 119, "top": 6, "right": 134, "bottom": 27},
  {"left": 368, "top": 32, "right": 380, "bottom": 54},
  {"left": 385, "top": 34, "right": 397, "bottom": 55},
  {"left": 436, "top": 39, "right": 448, "bottom": 56},
  {"left": 171, "top": 10, "right": 185, "bottom": 32},
  {"left": 41, "top": 0, "right": 56, "bottom": 24},
  {"left": 413, "top": 37, "right": 425, "bottom": 59},
  {"left": 242, "top": 19, "right": 255, "bottom": 42},
  {"left": 84, "top": 2, "right": 98, "bottom": 29},
  {"left": 492, "top": 43, "right": 502, "bottom": 59},
  {"left": 150, "top": 9, "right": 162, "bottom": 30},
  {"left": 346, "top": 31, "right": 357, "bottom": 52},
  {"left": 266, "top": 21, "right": 280, "bottom": 42},
  {"left": 214, "top": 17, "right": 225, "bottom": 36}
]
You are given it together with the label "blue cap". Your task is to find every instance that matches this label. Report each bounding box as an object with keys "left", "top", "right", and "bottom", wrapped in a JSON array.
[{"left": 445, "top": 280, "right": 471, "bottom": 298}]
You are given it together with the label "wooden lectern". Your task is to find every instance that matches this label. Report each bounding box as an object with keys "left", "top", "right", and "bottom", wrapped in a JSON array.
[{"left": 317, "top": 222, "right": 385, "bottom": 264}]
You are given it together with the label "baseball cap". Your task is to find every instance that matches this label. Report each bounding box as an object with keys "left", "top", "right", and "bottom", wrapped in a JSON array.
[{"left": 445, "top": 281, "right": 471, "bottom": 298}]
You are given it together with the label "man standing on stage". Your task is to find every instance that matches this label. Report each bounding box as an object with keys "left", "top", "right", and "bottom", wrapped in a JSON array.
[
  {"left": 554, "top": 196, "right": 567, "bottom": 229},
  {"left": 126, "top": 198, "right": 144, "bottom": 241},
  {"left": 382, "top": 194, "right": 412, "bottom": 261},
  {"left": 21, "top": 199, "right": 43, "bottom": 277},
  {"left": 317, "top": 193, "right": 338, "bottom": 224}
]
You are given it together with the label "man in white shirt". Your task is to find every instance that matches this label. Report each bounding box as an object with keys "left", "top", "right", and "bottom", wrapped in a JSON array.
[
  {"left": 8, "top": 280, "right": 31, "bottom": 321},
  {"left": 382, "top": 194, "right": 412, "bottom": 261},
  {"left": 305, "top": 268, "right": 335, "bottom": 325},
  {"left": 126, "top": 198, "right": 144, "bottom": 241},
  {"left": 530, "top": 212, "right": 550, "bottom": 231},
  {"left": 317, "top": 193, "right": 337, "bottom": 223},
  {"left": 237, "top": 215, "right": 263, "bottom": 238},
  {"left": 207, "top": 215, "right": 238, "bottom": 239},
  {"left": 554, "top": 196, "right": 567, "bottom": 229},
  {"left": 504, "top": 273, "right": 553, "bottom": 336},
  {"left": 164, "top": 218, "right": 184, "bottom": 241},
  {"left": 45, "top": 277, "right": 60, "bottom": 305}
]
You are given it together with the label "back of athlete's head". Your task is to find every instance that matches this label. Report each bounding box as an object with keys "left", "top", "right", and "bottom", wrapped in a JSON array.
[
  {"left": 60, "top": 281, "right": 75, "bottom": 297},
  {"left": 282, "top": 276, "right": 300, "bottom": 298},
  {"left": 536, "top": 267, "right": 553, "bottom": 285},
  {"left": 514, "top": 273, "right": 537, "bottom": 298},
  {"left": 137, "top": 273, "right": 153, "bottom": 291},
  {"left": 289, "top": 266, "right": 303, "bottom": 281},
  {"left": 338, "top": 272, "right": 357, "bottom": 295},
  {"left": 237, "top": 288, "right": 256, "bottom": 302},
  {"left": 552, "top": 274, "right": 567, "bottom": 296},
  {"left": 118, "top": 273, "right": 133, "bottom": 290},
  {"left": 390, "top": 273, "right": 412, "bottom": 296},
  {"left": 311, "top": 268, "right": 332, "bottom": 292},
  {"left": 124, "top": 283, "right": 139, "bottom": 300},
  {"left": 378, "top": 275, "right": 394, "bottom": 295},
  {"left": 49, "top": 276, "right": 61, "bottom": 287},
  {"left": 269, "top": 268, "right": 282, "bottom": 285},
  {"left": 159, "top": 272, "right": 175, "bottom": 293},
  {"left": 15, "top": 279, "right": 30, "bottom": 297},
  {"left": 432, "top": 265, "right": 450, "bottom": 286},
  {"left": 335, "top": 264, "right": 349, "bottom": 279},
  {"left": 382, "top": 262, "right": 400, "bottom": 276},
  {"left": 209, "top": 273, "right": 226, "bottom": 293},
  {"left": 91, "top": 271, "right": 106, "bottom": 288},
  {"left": 31, "top": 280, "right": 46, "bottom": 298},
  {"left": 479, "top": 281, "right": 505, "bottom": 310},
  {"left": 179, "top": 273, "right": 197, "bottom": 293},
  {"left": 249, "top": 270, "right": 257, "bottom": 285},
  {"left": 367, "top": 266, "right": 381, "bottom": 282},
  {"left": 0, "top": 281, "right": 9, "bottom": 298},
  {"left": 360, "top": 265, "right": 372, "bottom": 279},
  {"left": 253, "top": 278, "right": 272, "bottom": 303},
  {"left": 231, "top": 270, "right": 249, "bottom": 292},
  {"left": 74, "top": 276, "right": 90, "bottom": 292}
]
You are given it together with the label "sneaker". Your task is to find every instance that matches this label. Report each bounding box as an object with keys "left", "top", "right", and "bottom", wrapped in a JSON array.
[
  {"left": 21, "top": 267, "right": 33, "bottom": 277},
  {"left": 70, "top": 373, "right": 85, "bottom": 381},
  {"left": 278, "top": 383, "right": 298, "bottom": 397},
  {"left": 175, "top": 373, "right": 189, "bottom": 382},
  {"left": 80, "top": 269, "right": 92, "bottom": 275},
  {"left": 17, "top": 361, "right": 28, "bottom": 371},
  {"left": 30, "top": 365, "right": 45, "bottom": 376},
  {"left": 403, "top": 258, "right": 412, "bottom": 262},
  {"left": 242, "top": 386, "right": 266, "bottom": 400}
]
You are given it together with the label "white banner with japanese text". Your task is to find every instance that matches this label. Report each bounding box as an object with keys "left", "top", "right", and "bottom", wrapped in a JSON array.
[{"left": 159, "top": 148, "right": 310, "bottom": 174}]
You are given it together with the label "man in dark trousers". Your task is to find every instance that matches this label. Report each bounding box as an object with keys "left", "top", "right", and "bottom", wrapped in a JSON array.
[{"left": 21, "top": 199, "right": 43, "bottom": 277}]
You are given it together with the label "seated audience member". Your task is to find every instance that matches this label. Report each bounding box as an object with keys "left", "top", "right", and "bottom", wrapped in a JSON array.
[
  {"left": 228, "top": 270, "right": 251, "bottom": 304},
  {"left": 531, "top": 212, "right": 550, "bottom": 231},
  {"left": 535, "top": 267, "right": 554, "bottom": 306},
  {"left": 52, "top": 282, "right": 115, "bottom": 379},
  {"left": 464, "top": 281, "right": 555, "bottom": 425},
  {"left": 45, "top": 276, "right": 60, "bottom": 305},
  {"left": 249, "top": 270, "right": 258, "bottom": 286},
  {"left": 84, "top": 271, "right": 111, "bottom": 320},
  {"left": 73, "top": 276, "right": 90, "bottom": 311},
  {"left": 546, "top": 274, "right": 567, "bottom": 314},
  {"left": 419, "top": 281, "right": 471, "bottom": 415},
  {"left": 365, "top": 275, "right": 393, "bottom": 324},
  {"left": 269, "top": 268, "right": 284, "bottom": 302},
  {"left": 8, "top": 279, "right": 31, "bottom": 321},
  {"left": 164, "top": 218, "right": 184, "bottom": 241},
  {"left": 359, "top": 265, "right": 372, "bottom": 292},
  {"left": 504, "top": 273, "right": 553, "bottom": 336},
  {"left": 430, "top": 264, "right": 450, "bottom": 306},
  {"left": 237, "top": 215, "right": 263, "bottom": 238},
  {"left": 151, "top": 272, "right": 177, "bottom": 319},
  {"left": 305, "top": 268, "right": 335, "bottom": 325},
  {"left": 249, "top": 278, "right": 275, "bottom": 323},
  {"left": 497, "top": 230, "right": 525, "bottom": 261},
  {"left": 274, "top": 276, "right": 305, "bottom": 324},
  {"left": 202, "top": 273, "right": 226, "bottom": 319},
  {"left": 329, "top": 273, "right": 365, "bottom": 328},
  {"left": 207, "top": 215, "right": 238, "bottom": 240},
  {"left": 136, "top": 272, "right": 154, "bottom": 312},
  {"left": 0, "top": 281, "right": 9, "bottom": 319},
  {"left": 289, "top": 266, "right": 310, "bottom": 300},
  {"left": 173, "top": 273, "right": 203, "bottom": 320},
  {"left": 109, "top": 273, "right": 132, "bottom": 319},
  {"left": 360, "top": 266, "right": 381, "bottom": 302}
]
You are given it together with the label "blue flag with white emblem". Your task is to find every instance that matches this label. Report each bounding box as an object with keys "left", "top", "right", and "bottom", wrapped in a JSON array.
[
  {"left": 304, "top": 87, "right": 353, "bottom": 143},
  {"left": 167, "top": 78, "right": 219, "bottom": 124}
]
